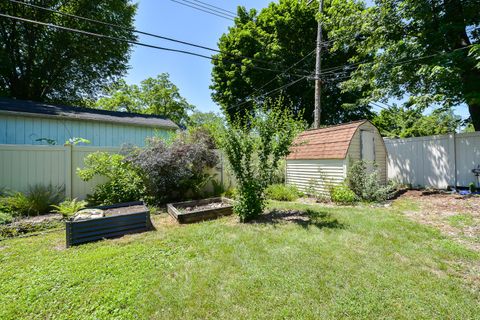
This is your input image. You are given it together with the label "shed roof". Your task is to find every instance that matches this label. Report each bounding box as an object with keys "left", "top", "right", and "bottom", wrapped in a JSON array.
[
  {"left": 287, "top": 120, "right": 367, "bottom": 160},
  {"left": 0, "top": 98, "right": 179, "bottom": 130}
]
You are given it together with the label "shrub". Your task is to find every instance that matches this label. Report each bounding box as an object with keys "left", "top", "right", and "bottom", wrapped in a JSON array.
[
  {"left": 0, "top": 212, "right": 13, "bottom": 225},
  {"left": 330, "top": 184, "right": 357, "bottom": 204},
  {"left": 265, "top": 184, "right": 300, "bottom": 201},
  {"left": 469, "top": 182, "right": 476, "bottom": 193},
  {"left": 125, "top": 132, "right": 219, "bottom": 204},
  {"left": 77, "top": 152, "right": 145, "bottom": 205},
  {"left": 52, "top": 198, "right": 87, "bottom": 218},
  {"left": 220, "top": 99, "right": 305, "bottom": 221},
  {"left": 222, "top": 188, "right": 237, "bottom": 199},
  {"left": 2, "top": 185, "right": 64, "bottom": 216},
  {"left": 346, "top": 160, "right": 396, "bottom": 202}
]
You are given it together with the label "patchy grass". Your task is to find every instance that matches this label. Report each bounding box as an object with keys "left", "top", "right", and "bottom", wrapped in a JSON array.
[
  {"left": 0, "top": 201, "right": 479, "bottom": 319},
  {"left": 448, "top": 214, "right": 476, "bottom": 228}
]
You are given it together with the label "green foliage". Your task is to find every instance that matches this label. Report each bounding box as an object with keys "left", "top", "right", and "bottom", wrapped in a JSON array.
[
  {"left": 0, "top": 219, "right": 62, "bottom": 239},
  {"left": 125, "top": 132, "right": 218, "bottom": 204},
  {"left": 265, "top": 184, "right": 301, "bottom": 201},
  {"left": 77, "top": 152, "right": 145, "bottom": 205},
  {"left": 0, "top": 1, "right": 137, "bottom": 105},
  {"left": 346, "top": 160, "right": 396, "bottom": 202},
  {"left": 468, "top": 182, "right": 477, "bottom": 193},
  {"left": 2, "top": 185, "right": 64, "bottom": 216},
  {"left": 330, "top": 184, "right": 357, "bottom": 204},
  {"left": 64, "top": 137, "right": 91, "bottom": 146},
  {"left": 373, "top": 107, "right": 462, "bottom": 138},
  {"left": 188, "top": 111, "right": 225, "bottom": 148},
  {"left": 96, "top": 74, "right": 195, "bottom": 126},
  {"left": 52, "top": 198, "right": 87, "bottom": 218},
  {"left": 0, "top": 212, "right": 13, "bottom": 225},
  {"left": 220, "top": 99, "right": 305, "bottom": 221},
  {"left": 222, "top": 188, "right": 238, "bottom": 200},
  {"left": 211, "top": 0, "right": 373, "bottom": 125},
  {"left": 325, "top": 0, "right": 480, "bottom": 129}
]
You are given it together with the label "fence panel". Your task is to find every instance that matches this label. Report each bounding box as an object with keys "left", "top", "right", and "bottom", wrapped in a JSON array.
[{"left": 385, "top": 132, "right": 480, "bottom": 189}]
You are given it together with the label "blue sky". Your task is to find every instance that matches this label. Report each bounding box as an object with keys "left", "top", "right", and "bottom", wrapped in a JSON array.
[{"left": 125, "top": 0, "right": 469, "bottom": 119}]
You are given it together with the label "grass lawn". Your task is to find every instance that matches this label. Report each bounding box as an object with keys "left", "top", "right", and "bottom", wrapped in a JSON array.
[{"left": 0, "top": 200, "right": 479, "bottom": 319}]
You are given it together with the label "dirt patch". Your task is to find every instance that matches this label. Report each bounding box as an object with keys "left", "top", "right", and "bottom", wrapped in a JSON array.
[
  {"left": 180, "top": 202, "right": 231, "bottom": 213},
  {"left": 396, "top": 190, "right": 480, "bottom": 251},
  {"left": 103, "top": 205, "right": 147, "bottom": 217},
  {"left": 13, "top": 213, "right": 63, "bottom": 224}
]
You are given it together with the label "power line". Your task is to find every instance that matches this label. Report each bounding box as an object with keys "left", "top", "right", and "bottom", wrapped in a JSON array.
[
  {"left": 169, "top": 0, "right": 234, "bottom": 21},
  {"left": 0, "top": 13, "right": 312, "bottom": 77},
  {"left": 229, "top": 50, "right": 316, "bottom": 111},
  {"left": 7, "top": 0, "right": 312, "bottom": 76},
  {"left": 227, "top": 75, "right": 309, "bottom": 111},
  {"left": 175, "top": 0, "right": 236, "bottom": 18},
  {"left": 190, "top": 0, "right": 237, "bottom": 16}
]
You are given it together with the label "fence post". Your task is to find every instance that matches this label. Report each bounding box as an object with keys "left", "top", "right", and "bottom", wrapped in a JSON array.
[{"left": 64, "top": 144, "right": 73, "bottom": 199}]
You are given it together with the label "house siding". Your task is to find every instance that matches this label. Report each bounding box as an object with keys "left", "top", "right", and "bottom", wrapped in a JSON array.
[{"left": 0, "top": 114, "right": 173, "bottom": 147}]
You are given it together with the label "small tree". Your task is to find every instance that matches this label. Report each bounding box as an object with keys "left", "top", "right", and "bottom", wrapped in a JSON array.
[{"left": 220, "top": 99, "right": 305, "bottom": 222}]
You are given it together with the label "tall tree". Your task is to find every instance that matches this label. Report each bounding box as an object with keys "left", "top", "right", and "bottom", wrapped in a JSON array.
[
  {"left": 96, "top": 74, "right": 195, "bottom": 126},
  {"left": 210, "top": 0, "right": 373, "bottom": 125},
  {"left": 325, "top": 0, "right": 480, "bottom": 129},
  {"left": 0, "top": 0, "right": 136, "bottom": 105},
  {"left": 372, "top": 107, "right": 462, "bottom": 138}
]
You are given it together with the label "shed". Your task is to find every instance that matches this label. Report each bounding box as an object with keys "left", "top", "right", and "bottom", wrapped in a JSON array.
[
  {"left": 286, "top": 120, "right": 387, "bottom": 194},
  {"left": 0, "top": 98, "right": 179, "bottom": 146}
]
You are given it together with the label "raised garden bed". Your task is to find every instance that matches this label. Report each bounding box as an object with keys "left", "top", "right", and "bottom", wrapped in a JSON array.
[
  {"left": 167, "top": 197, "right": 233, "bottom": 224},
  {"left": 66, "top": 201, "right": 151, "bottom": 247}
]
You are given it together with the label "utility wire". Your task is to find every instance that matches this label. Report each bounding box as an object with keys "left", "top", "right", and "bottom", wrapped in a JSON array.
[
  {"left": 0, "top": 13, "right": 312, "bottom": 77},
  {"left": 169, "top": 0, "right": 234, "bottom": 21},
  {"left": 190, "top": 0, "right": 237, "bottom": 16},
  {"left": 174, "top": 0, "right": 236, "bottom": 18},
  {"left": 229, "top": 50, "right": 316, "bottom": 111},
  {"left": 226, "top": 75, "right": 309, "bottom": 111},
  {"left": 7, "top": 0, "right": 312, "bottom": 75}
]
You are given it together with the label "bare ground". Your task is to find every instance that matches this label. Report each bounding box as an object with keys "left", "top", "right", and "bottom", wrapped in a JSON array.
[{"left": 395, "top": 190, "right": 480, "bottom": 252}]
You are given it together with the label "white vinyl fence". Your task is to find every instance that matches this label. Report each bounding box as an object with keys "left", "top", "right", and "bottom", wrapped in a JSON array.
[
  {"left": 0, "top": 145, "right": 119, "bottom": 199},
  {"left": 384, "top": 132, "right": 480, "bottom": 189},
  {"left": 0, "top": 144, "right": 229, "bottom": 200}
]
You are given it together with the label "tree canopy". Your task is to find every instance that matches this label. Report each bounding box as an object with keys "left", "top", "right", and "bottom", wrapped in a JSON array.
[
  {"left": 0, "top": 0, "right": 137, "bottom": 106},
  {"left": 95, "top": 74, "right": 195, "bottom": 127},
  {"left": 210, "top": 0, "right": 373, "bottom": 125},
  {"left": 372, "top": 107, "right": 462, "bottom": 138},
  {"left": 324, "top": 0, "right": 480, "bottom": 130}
]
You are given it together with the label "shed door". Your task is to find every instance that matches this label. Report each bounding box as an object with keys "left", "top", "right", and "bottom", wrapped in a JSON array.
[{"left": 361, "top": 130, "right": 375, "bottom": 168}]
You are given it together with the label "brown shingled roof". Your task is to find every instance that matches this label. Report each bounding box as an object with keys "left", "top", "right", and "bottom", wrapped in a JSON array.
[{"left": 287, "top": 120, "right": 367, "bottom": 160}]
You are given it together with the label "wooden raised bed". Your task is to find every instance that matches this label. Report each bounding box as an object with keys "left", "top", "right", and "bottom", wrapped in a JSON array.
[
  {"left": 167, "top": 197, "right": 233, "bottom": 224},
  {"left": 66, "top": 201, "right": 151, "bottom": 247}
]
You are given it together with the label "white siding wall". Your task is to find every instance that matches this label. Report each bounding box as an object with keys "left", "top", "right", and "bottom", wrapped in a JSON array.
[
  {"left": 385, "top": 132, "right": 480, "bottom": 188},
  {"left": 0, "top": 114, "right": 172, "bottom": 147},
  {"left": 347, "top": 122, "right": 388, "bottom": 183},
  {"left": 286, "top": 159, "right": 346, "bottom": 194}
]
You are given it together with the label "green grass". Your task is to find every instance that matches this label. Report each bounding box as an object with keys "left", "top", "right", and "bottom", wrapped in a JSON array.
[
  {"left": 0, "top": 201, "right": 479, "bottom": 319},
  {"left": 447, "top": 213, "right": 476, "bottom": 228}
]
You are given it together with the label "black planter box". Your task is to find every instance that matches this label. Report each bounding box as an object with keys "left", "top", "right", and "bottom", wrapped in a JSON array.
[{"left": 66, "top": 201, "right": 151, "bottom": 247}]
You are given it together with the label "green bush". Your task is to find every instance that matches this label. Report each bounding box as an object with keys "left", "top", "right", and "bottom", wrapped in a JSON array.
[
  {"left": 265, "top": 184, "right": 300, "bottom": 201},
  {"left": 0, "top": 212, "right": 13, "bottom": 225},
  {"left": 347, "top": 160, "right": 396, "bottom": 202},
  {"left": 330, "top": 184, "right": 357, "bottom": 204},
  {"left": 222, "top": 188, "right": 237, "bottom": 199},
  {"left": 468, "top": 182, "right": 476, "bottom": 193},
  {"left": 78, "top": 152, "right": 145, "bottom": 205},
  {"left": 220, "top": 99, "right": 305, "bottom": 222},
  {"left": 52, "top": 198, "right": 87, "bottom": 218},
  {"left": 2, "top": 184, "right": 64, "bottom": 216}
]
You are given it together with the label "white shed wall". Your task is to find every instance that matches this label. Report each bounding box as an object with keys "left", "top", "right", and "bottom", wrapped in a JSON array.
[
  {"left": 286, "top": 159, "right": 346, "bottom": 194},
  {"left": 347, "top": 121, "right": 388, "bottom": 183}
]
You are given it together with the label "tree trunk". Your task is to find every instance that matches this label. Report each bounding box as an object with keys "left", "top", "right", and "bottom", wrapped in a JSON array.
[{"left": 468, "top": 102, "right": 480, "bottom": 131}]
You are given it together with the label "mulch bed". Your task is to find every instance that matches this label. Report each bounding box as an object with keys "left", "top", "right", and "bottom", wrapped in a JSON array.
[
  {"left": 397, "top": 190, "right": 480, "bottom": 251},
  {"left": 180, "top": 202, "right": 230, "bottom": 213},
  {"left": 103, "top": 205, "right": 147, "bottom": 217}
]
